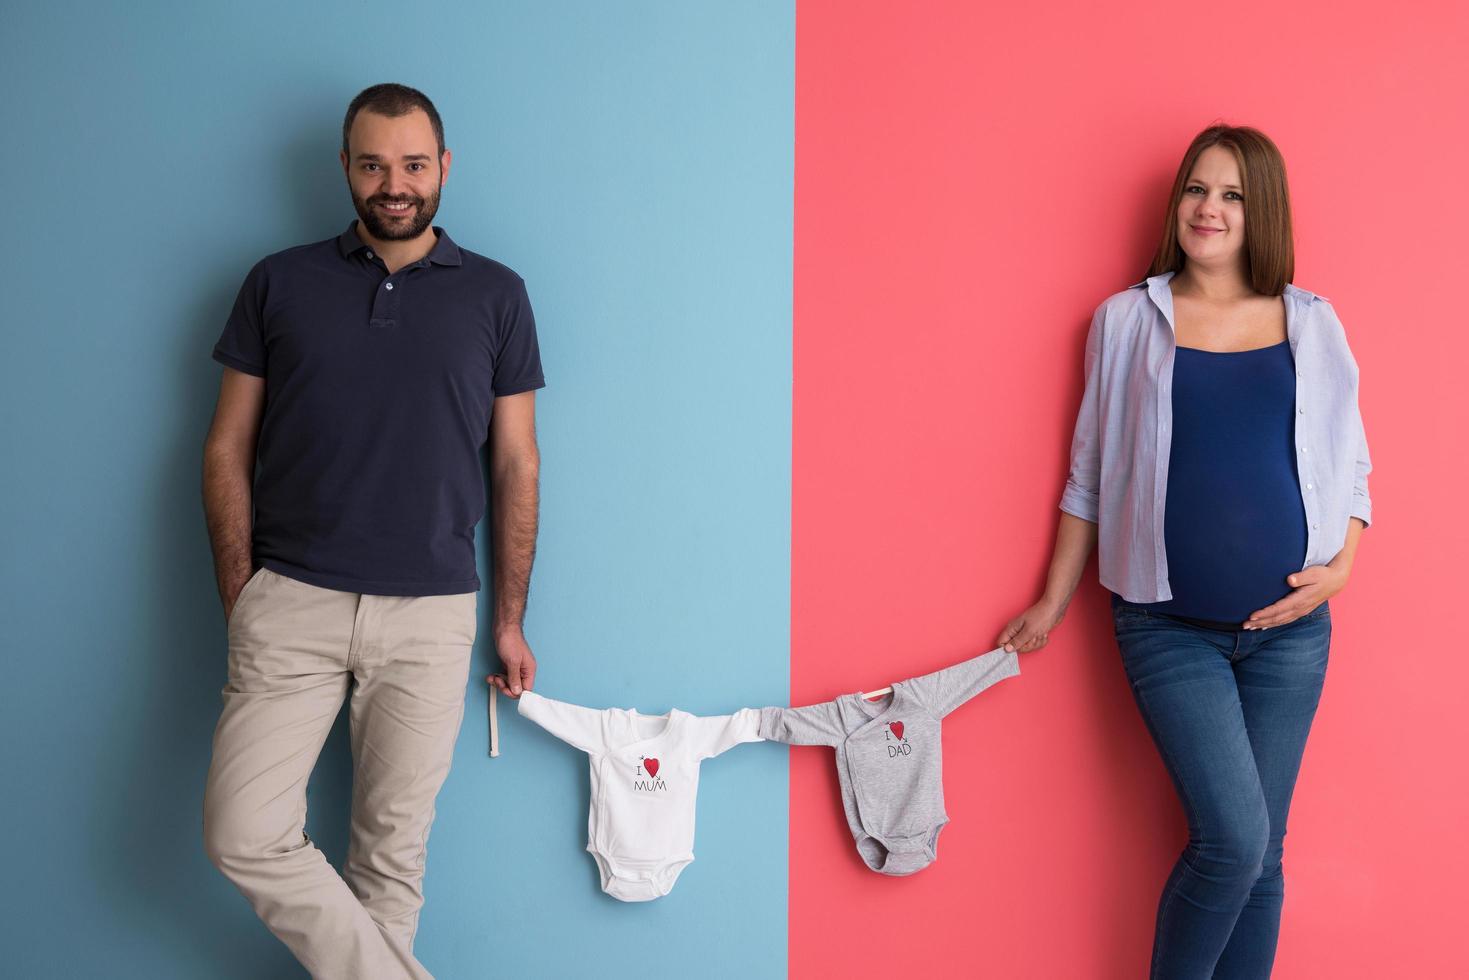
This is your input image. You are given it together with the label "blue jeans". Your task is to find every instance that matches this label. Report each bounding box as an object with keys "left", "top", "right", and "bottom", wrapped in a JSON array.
[{"left": 1110, "top": 594, "right": 1331, "bottom": 980}]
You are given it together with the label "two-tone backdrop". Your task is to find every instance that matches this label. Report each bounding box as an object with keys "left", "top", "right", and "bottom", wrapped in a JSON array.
[{"left": 2, "top": 1, "right": 1462, "bottom": 977}]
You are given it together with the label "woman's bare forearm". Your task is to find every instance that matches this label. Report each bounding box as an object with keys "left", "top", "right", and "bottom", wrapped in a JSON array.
[
  {"left": 1328, "top": 517, "right": 1366, "bottom": 575},
  {"left": 1041, "top": 511, "right": 1099, "bottom": 612}
]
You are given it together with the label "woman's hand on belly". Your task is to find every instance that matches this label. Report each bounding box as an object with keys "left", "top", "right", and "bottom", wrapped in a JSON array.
[{"left": 1244, "top": 563, "right": 1349, "bottom": 630}]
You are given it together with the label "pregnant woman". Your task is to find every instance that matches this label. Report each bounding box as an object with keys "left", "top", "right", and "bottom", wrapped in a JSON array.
[{"left": 998, "top": 124, "right": 1372, "bottom": 979}]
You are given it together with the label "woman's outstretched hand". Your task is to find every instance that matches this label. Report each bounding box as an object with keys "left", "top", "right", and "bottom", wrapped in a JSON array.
[{"left": 998, "top": 597, "right": 1067, "bottom": 653}]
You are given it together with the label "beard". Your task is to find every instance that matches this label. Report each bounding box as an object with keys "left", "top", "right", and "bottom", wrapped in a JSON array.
[{"left": 351, "top": 184, "right": 441, "bottom": 241}]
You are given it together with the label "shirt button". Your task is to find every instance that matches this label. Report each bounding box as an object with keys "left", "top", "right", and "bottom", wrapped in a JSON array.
[
  {"left": 366, "top": 250, "right": 374, "bottom": 258},
  {"left": 1298, "top": 407, "right": 1305, "bottom": 414},
  {"left": 1306, "top": 483, "right": 1314, "bottom": 490},
  {"left": 1312, "top": 522, "right": 1320, "bottom": 530},
  {"left": 385, "top": 282, "right": 394, "bottom": 290},
  {"left": 1299, "top": 446, "right": 1307, "bottom": 453}
]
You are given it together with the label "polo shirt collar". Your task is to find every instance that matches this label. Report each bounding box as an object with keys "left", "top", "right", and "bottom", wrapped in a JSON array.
[
  {"left": 425, "top": 226, "right": 463, "bottom": 266},
  {"left": 336, "top": 220, "right": 464, "bottom": 267}
]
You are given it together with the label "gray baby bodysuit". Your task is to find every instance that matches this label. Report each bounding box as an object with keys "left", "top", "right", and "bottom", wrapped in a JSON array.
[{"left": 760, "top": 647, "right": 1019, "bottom": 875}]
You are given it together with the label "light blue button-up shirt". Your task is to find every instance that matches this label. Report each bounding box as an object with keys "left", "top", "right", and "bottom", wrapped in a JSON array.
[{"left": 1060, "top": 270, "right": 1373, "bottom": 604}]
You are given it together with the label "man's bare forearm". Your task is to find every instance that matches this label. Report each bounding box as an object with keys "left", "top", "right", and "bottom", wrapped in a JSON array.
[
  {"left": 490, "top": 452, "right": 539, "bottom": 634},
  {"left": 202, "top": 443, "right": 255, "bottom": 605}
]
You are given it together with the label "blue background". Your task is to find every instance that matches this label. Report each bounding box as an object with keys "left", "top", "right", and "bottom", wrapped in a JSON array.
[{"left": 0, "top": 2, "right": 793, "bottom": 976}]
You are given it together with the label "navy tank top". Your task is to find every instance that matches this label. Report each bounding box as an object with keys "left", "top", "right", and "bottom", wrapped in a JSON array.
[{"left": 1128, "top": 339, "right": 1308, "bottom": 625}]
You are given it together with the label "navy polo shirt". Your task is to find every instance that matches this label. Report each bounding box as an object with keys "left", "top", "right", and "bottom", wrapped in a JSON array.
[{"left": 212, "top": 222, "right": 545, "bottom": 596}]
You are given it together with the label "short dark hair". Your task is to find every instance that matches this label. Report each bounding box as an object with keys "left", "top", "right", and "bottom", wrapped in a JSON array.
[{"left": 342, "top": 83, "right": 445, "bottom": 158}]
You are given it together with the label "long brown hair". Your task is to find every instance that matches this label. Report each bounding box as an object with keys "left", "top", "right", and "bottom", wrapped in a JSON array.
[{"left": 1146, "top": 124, "right": 1294, "bottom": 296}]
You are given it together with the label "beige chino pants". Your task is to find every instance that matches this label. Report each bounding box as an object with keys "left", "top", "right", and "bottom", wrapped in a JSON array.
[{"left": 203, "top": 567, "right": 476, "bottom": 980}]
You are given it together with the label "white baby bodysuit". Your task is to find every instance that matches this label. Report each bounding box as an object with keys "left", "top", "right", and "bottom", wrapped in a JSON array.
[{"left": 517, "top": 690, "right": 763, "bottom": 902}]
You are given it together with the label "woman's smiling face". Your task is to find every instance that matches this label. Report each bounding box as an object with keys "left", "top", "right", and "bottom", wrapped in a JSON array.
[{"left": 1176, "top": 145, "right": 1247, "bottom": 269}]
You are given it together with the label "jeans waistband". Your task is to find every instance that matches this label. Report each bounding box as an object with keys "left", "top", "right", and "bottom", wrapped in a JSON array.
[
  {"left": 1154, "top": 611, "right": 1244, "bottom": 633},
  {"left": 1110, "top": 592, "right": 1243, "bottom": 633}
]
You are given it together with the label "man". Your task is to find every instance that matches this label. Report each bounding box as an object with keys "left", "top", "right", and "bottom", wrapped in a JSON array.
[{"left": 201, "top": 83, "right": 542, "bottom": 979}]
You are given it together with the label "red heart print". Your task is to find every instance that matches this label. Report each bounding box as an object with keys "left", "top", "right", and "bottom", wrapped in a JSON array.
[
  {"left": 889, "top": 722, "right": 904, "bottom": 740},
  {"left": 644, "top": 758, "right": 660, "bottom": 778}
]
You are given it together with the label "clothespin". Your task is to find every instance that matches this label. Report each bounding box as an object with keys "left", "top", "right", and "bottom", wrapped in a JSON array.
[
  {"left": 860, "top": 685, "right": 893, "bottom": 701},
  {"left": 488, "top": 683, "right": 500, "bottom": 758}
]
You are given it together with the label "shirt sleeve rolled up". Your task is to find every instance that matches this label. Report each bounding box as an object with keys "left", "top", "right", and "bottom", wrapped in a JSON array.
[{"left": 1059, "top": 305, "right": 1105, "bottom": 524}]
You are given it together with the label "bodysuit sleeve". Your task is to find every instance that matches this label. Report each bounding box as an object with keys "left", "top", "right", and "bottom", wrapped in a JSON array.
[
  {"left": 904, "top": 647, "right": 1020, "bottom": 719},
  {"left": 517, "top": 690, "right": 608, "bottom": 754},
  {"left": 758, "top": 702, "right": 845, "bottom": 747},
  {"left": 686, "top": 708, "right": 764, "bottom": 760}
]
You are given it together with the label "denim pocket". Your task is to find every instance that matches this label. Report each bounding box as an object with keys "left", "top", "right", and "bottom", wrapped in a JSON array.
[{"left": 1110, "top": 598, "right": 1152, "bottom": 629}]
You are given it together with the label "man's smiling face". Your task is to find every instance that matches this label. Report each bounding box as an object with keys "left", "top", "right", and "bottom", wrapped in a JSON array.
[{"left": 341, "top": 108, "right": 449, "bottom": 241}]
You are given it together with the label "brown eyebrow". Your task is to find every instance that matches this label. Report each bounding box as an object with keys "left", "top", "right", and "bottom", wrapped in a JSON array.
[{"left": 1186, "top": 179, "right": 1242, "bottom": 190}]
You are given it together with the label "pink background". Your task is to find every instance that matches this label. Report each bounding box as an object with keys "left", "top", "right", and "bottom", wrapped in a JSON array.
[{"left": 791, "top": 1, "right": 1467, "bottom": 976}]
